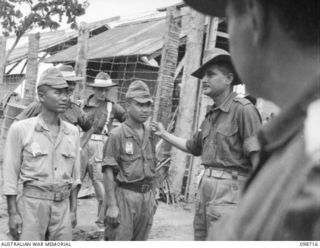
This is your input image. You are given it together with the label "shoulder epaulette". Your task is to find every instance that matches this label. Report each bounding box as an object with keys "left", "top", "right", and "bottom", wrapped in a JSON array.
[{"left": 233, "top": 97, "right": 251, "bottom": 105}]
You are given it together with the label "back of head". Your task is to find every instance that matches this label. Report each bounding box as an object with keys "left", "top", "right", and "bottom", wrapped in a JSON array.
[{"left": 231, "top": 0, "right": 320, "bottom": 47}]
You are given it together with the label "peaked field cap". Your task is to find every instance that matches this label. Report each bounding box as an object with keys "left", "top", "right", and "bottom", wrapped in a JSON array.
[
  {"left": 192, "top": 48, "right": 241, "bottom": 85},
  {"left": 125, "top": 80, "right": 153, "bottom": 103},
  {"left": 37, "top": 67, "right": 68, "bottom": 89},
  {"left": 88, "top": 72, "right": 118, "bottom": 88},
  {"left": 184, "top": 0, "right": 227, "bottom": 17},
  {"left": 56, "top": 64, "right": 83, "bottom": 81}
]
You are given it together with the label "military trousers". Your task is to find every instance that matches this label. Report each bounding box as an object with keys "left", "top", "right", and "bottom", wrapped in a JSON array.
[
  {"left": 17, "top": 194, "right": 72, "bottom": 241},
  {"left": 104, "top": 186, "right": 157, "bottom": 241},
  {"left": 194, "top": 170, "right": 246, "bottom": 241}
]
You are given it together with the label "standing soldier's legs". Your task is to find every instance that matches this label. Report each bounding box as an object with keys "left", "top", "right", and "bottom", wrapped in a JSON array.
[
  {"left": 105, "top": 187, "right": 157, "bottom": 241},
  {"left": 18, "top": 195, "right": 50, "bottom": 240}
]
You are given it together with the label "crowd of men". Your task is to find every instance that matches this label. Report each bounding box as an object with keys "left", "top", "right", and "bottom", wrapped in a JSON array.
[{"left": 1, "top": 0, "right": 319, "bottom": 242}]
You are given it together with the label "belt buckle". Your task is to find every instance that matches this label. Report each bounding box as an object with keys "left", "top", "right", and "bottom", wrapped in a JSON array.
[
  {"left": 141, "top": 184, "right": 150, "bottom": 193},
  {"left": 210, "top": 169, "right": 224, "bottom": 178},
  {"left": 54, "top": 192, "right": 63, "bottom": 201}
]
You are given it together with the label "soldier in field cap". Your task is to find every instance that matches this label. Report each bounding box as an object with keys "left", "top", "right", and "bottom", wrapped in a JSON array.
[
  {"left": 101, "top": 80, "right": 157, "bottom": 241},
  {"left": 81, "top": 71, "right": 126, "bottom": 224},
  {"left": 151, "top": 48, "right": 261, "bottom": 240},
  {"left": 184, "top": 0, "right": 320, "bottom": 241},
  {"left": 3, "top": 67, "right": 81, "bottom": 240},
  {"left": 16, "top": 64, "right": 92, "bottom": 133}
]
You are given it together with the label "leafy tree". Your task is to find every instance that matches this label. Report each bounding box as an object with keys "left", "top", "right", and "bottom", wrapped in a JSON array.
[{"left": 0, "top": 0, "right": 89, "bottom": 62}]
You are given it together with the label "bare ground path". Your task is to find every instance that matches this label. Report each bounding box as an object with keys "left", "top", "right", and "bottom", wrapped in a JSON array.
[{"left": 0, "top": 196, "right": 194, "bottom": 241}]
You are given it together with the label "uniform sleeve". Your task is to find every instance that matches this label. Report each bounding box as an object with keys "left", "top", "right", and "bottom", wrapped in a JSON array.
[
  {"left": 15, "top": 101, "right": 41, "bottom": 121},
  {"left": 186, "top": 129, "right": 203, "bottom": 156},
  {"left": 3, "top": 123, "right": 22, "bottom": 195},
  {"left": 101, "top": 132, "right": 121, "bottom": 171},
  {"left": 76, "top": 106, "right": 92, "bottom": 132},
  {"left": 113, "top": 103, "right": 126, "bottom": 123},
  {"left": 71, "top": 128, "right": 82, "bottom": 189},
  {"left": 239, "top": 104, "right": 262, "bottom": 155}
]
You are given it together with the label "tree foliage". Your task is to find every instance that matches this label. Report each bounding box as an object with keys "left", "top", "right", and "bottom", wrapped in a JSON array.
[{"left": 0, "top": 0, "right": 88, "bottom": 37}]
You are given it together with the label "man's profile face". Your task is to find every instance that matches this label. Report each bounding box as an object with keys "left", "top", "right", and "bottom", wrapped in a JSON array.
[{"left": 201, "top": 64, "right": 231, "bottom": 98}]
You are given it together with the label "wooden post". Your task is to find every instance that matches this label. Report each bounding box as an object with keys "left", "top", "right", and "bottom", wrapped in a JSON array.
[
  {"left": 185, "top": 17, "right": 220, "bottom": 202},
  {"left": 23, "top": 33, "right": 40, "bottom": 105},
  {"left": 169, "top": 9, "right": 206, "bottom": 196},
  {"left": 0, "top": 36, "right": 7, "bottom": 85},
  {"left": 153, "top": 6, "right": 182, "bottom": 160},
  {"left": 75, "top": 22, "right": 89, "bottom": 100}
]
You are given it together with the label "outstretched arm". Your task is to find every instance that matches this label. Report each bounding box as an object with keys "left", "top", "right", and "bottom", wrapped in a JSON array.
[{"left": 151, "top": 121, "right": 190, "bottom": 153}]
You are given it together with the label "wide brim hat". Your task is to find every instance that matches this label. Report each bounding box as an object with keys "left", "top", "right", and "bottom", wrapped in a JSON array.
[
  {"left": 192, "top": 48, "right": 241, "bottom": 85},
  {"left": 88, "top": 72, "right": 118, "bottom": 88},
  {"left": 184, "top": 0, "right": 227, "bottom": 17},
  {"left": 56, "top": 64, "right": 83, "bottom": 81}
]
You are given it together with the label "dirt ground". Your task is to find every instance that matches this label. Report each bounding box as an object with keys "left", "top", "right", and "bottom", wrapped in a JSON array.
[{"left": 0, "top": 195, "right": 194, "bottom": 241}]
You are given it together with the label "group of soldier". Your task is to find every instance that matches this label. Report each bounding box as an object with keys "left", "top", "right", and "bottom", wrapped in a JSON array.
[{"left": 2, "top": 0, "right": 320, "bottom": 242}]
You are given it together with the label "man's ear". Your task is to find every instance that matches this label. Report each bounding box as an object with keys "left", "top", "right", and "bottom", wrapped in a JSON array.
[
  {"left": 247, "top": 0, "right": 268, "bottom": 46},
  {"left": 226, "top": 73, "right": 234, "bottom": 86}
]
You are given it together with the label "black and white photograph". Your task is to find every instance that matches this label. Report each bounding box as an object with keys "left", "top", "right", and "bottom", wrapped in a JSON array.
[{"left": 0, "top": 0, "right": 319, "bottom": 245}]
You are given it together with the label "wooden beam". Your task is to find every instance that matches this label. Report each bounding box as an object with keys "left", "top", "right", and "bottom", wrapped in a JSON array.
[
  {"left": 0, "top": 37, "right": 6, "bottom": 85},
  {"left": 157, "top": 2, "right": 186, "bottom": 12},
  {"left": 23, "top": 33, "right": 40, "bottom": 105},
  {"left": 169, "top": 9, "right": 206, "bottom": 196},
  {"left": 75, "top": 22, "right": 89, "bottom": 100},
  {"left": 153, "top": 6, "right": 182, "bottom": 161}
]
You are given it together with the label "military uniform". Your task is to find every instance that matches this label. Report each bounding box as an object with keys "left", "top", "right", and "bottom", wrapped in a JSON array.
[
  {"left": 3, "top": 67, "right": 81, "bottom": 241},
  {"left": 16, "top": 100, "right": 92, "bottom": 132},
  {"left": 102, "top": 121, "right": 157, "bottom": 240},
  {"left": 81, "top": 95, "right": 126, "bottom": 196},
  {"left": 186, "top": 92, "right": 261, "bottom": 240},
  {"left": 216, "top": 78, "right": 320, "bottom": 240}
]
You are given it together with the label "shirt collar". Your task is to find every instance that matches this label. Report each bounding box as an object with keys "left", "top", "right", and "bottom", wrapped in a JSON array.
[
  {"left": 259, "top": 76, "right": 320, "bottom": 153},
  {"left": 35, "top": 115, "right": 70, "bottom": 135},
  {"left": 207, "top": 92, "right": 237, "bottom": 115},
  {"left": 123, "top": 121, "right": 147, "bottom": 138}
]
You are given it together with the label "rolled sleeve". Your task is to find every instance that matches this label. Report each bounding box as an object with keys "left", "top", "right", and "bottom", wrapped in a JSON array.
[
  {"left": 71, "top": 129, "right": 82, "bottom": 189},
  {"left": 102, "top": 133, "right": 120, "bottom": 171},
  {"left": 186, "top": 130, "right": 203, "bottom": 156},
  {"left": 77, "top": 108, "right": 92, "bottom": 132},
  {"left": 3, "top": 123, "right": 22, "bottom": 195},
  {"left": 113, "top": 103, "right": 126, "bottom": 123},
  {"left": 239, "top": 104, "right": 262, "bottom": 155}
]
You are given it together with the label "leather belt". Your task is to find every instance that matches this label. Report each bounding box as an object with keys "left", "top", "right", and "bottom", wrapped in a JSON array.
[
  {"left": 117, "top": 181, "right": 152, "bottom": 194},
  {"left": 204, "top": 167, "right": 248, "bottom": 180},
  {"left": 23, "top": 186, "right": 71, "bottom": 202},
  {"left": 91, "top": 134, "right": 106, "bottom": 141}
]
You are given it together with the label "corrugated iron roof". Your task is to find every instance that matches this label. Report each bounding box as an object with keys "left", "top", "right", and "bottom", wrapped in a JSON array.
[
  {"left": 45, "top": 14, "right": 189, "bottom": 63},
  {"left": 6, "top": 16, "right": 120, "bottom": 65}
]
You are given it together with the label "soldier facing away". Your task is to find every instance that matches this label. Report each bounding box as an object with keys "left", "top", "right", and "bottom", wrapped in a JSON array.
[{"left": 3, "top": 67, "right": 81, "bottom": 240}]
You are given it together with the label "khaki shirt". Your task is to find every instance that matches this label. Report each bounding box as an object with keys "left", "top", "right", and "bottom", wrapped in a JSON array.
[
  {"left": 186, "top": 92, "right": 261, "bottom": 173},
  {"left": 16, "top": 101, "right": 92, "bottom": 132},
  {"left": 102, "top": 122, "right": 157, "bottom": 183},
  {"left": 221, "top": 77, "right": 320, "bottom": 240},
  {"left": 83, "top": 95, "right": 126, "bottom": 134},
  {"left": 3, "top": 116, "right": 81, "bottom": 195}
]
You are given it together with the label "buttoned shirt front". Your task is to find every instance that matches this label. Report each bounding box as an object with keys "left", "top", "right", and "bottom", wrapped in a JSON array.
[
  {"left": 3, "top": 116, "right": 81, "bottom": 194},
  {"left": 102, "top": 122, "right": 157, "bottom": 183},
  {"left": 186, "top": 92, "right": 261, "bottom": 173}
]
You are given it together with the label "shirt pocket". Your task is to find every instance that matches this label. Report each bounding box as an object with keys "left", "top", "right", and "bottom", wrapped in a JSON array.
[
  {"left": 24, "top": 142, "right": 48, "bottom": 162},
  {"left": 216, "top": 124, "right": 239, "bottom": 157},
  {"left": 119, "top": 154, "right": 143, "bottom": 180},
  {"left": 60, "top": 140, "right": 76, "bottom": 171}
]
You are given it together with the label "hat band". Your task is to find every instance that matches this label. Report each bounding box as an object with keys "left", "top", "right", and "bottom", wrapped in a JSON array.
[
  {"left": 94, "top": 79, "right": 113, "bottom": 86},
  {"left": 61, "top": 71, "right": 76, "bottom": 77}
]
